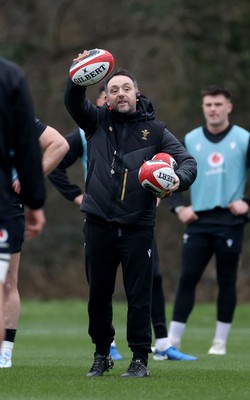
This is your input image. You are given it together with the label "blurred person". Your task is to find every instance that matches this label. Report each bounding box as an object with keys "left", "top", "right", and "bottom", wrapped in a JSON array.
[
  {"left": 150, "top": 233, "right": 196, "bottom": 361},
  {"left": 0, "top": 58, "right": 46, "bottom": 346},
  {"left": 65, "top": 53, "right": 197, "bottom": 378},
  {"left": 0, "top": 120, "right": 69, "bottom": 368},
  {"left": 168, "top": 85, "right": 250, "bottom": 355}
]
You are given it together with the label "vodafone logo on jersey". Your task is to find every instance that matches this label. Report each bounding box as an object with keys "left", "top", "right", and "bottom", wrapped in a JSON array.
[{"left": 208, "top": 152, "right": 224, "bottom": 167}]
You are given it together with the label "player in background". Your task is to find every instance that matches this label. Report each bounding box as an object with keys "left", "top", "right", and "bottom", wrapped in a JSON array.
[
  {"left": 0, "top": 118, "right": 69, "bottom": 367},
  {"left": 0, "top": 57, "right": 46, "bottom": 347},
  {"left": 168, "top": 85, "right": 250, "bottom": 355},
  {"left": 49, "top": 86, "right": 197, "bottom": 362}
]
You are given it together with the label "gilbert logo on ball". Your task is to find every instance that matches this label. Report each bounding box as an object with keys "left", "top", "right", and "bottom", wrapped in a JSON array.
[
  {"left": 138, "top": 159, "right": 176, "bottom": 197},
  {"left": 69, "top": 48, "right": 114, "bottom": 86}
]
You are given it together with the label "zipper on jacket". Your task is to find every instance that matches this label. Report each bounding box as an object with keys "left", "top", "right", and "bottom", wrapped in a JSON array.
[
  {"left": 107, "top": 123, "right": 127, "bottom": 218},
  {"left": 110, "top": 150, "right": 117, "bottom": 177},
  {"left": 121, "top": 168, "right": 128, "bottom": 201}
]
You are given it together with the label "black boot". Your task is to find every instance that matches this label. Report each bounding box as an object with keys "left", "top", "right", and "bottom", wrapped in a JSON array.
[
  {"left": 86, "top": 352, "right": 114, "bottom": 377},
  {"left": 121, "top": 358, "right": 150, "bottom": 378}
]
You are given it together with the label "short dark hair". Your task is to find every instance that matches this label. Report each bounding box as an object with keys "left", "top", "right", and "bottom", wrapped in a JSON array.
[
  {"left": 201, "top": 85, "right": 232, "bottom": 100},
  {"left": 98, "top": 83, "right": 105, "bottom": 94},
  {"left": 104, "top": 68, "right": 138, "bottom": 91}
]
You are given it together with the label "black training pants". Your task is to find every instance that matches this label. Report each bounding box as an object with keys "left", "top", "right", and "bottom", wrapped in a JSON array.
[
  {"left": 83, "top": 220, "right": 154, "bottom": 359},
  {"left": 172, "top": 224, "right": 245, "bottom": 324}
]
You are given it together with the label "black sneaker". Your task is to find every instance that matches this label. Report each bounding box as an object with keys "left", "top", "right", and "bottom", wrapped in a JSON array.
[
  {"left": 121, "top": 359, "right": 150, "bottom": 378},
  {"left": 86, "top": 353, "right": 114, "bottom": 377}
]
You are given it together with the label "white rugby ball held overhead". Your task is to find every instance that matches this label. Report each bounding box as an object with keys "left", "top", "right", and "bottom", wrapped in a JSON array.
[{"left": 69, "top": 49, "right": 115, "bottom": 86}]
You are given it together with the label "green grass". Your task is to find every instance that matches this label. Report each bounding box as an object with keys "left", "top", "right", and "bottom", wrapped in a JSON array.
[{"left": 1, "top": 301, "right": 250, "bottom": 399}]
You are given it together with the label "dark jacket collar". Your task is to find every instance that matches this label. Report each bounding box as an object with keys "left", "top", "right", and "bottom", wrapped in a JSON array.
[{"left": 109, "top": 94, "right": 156, "bottom": 123}]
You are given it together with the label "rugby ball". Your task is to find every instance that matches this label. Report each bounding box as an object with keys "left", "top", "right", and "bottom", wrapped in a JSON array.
[
  {"left": 138, "top": 159, "right": 176, "bottom": 198},
  {"left": 152, "top": 153, "right": 177, "bottom": 170},
  {"left": 69, "top": 48, "right": 114, "bottom": 86}
]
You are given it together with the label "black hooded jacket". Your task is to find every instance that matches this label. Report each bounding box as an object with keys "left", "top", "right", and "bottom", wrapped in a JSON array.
[
  {"left": 0, "top": 58, "right": 46, "bottom": 222},
  {"left": 64, "top": 79, "right": 197, "bottom": 226}
]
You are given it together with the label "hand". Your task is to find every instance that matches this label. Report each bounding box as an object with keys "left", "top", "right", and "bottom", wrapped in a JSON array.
[
  {"left": 177, "top": 206, "right": 199, "bottom": 224},
  {"left": 73, "top": 50, "right": 90, "bottom": 63},
  {"left": 228, "top": 199, "right": 249, "bottom": 216},
  {"left": 156, "top": 198, "right": 161, "bottom": 207},
  {"left": 25, "top": 208, "right": 46, "bottom": 241},
  {"left": 12, "top": 179, "right": 21, "bottom": 194},
  {"left": 74, "top": 194, "right": 83, "bottom": 205},
  {"left": 158, "top": 173, "right": 180, "bottom": 199}
]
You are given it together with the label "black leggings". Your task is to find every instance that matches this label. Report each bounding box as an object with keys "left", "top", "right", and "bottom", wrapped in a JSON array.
[
  {"left": 152, "top": 238, "right": 168, "bottom": 338},
  {"left": 172, "top": 224, "right": 244, "bottom": 324}
]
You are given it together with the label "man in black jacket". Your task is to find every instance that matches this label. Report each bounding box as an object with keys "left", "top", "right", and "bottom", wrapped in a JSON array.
[
  {"left": 65, "top": 57, "right": 197, "bottom": 378},
  {"left": 0, "top": 57, "right": 46, "bottom": 346},
  {"left": 48, "top": 124, "right": 197, "bottom": 362}
]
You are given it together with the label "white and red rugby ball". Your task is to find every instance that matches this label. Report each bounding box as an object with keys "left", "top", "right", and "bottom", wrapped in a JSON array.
[
  {"left": 152, "top": 152, "right": 178, "bottom": 170},
  {"left": 69, "top": 48, "right": 114, "bottom": 86},
  {"left": 138, "top": 159, "right": 176, "bottom": 198}
]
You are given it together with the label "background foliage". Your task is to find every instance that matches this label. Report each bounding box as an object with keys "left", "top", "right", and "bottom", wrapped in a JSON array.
[{"left": 1, "top": 0, "right": 250, "bottom": 299}]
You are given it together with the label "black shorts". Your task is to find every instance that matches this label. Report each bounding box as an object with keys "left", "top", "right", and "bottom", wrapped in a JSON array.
[
  {"left": 0, "top": 197, "right": 12, "bottom": 254},
  {"left": 10, "top": 193, "right": 25, "bottom": 253},
  {"left": 185, "top": 222, "right": 245, "bottom": 253}
]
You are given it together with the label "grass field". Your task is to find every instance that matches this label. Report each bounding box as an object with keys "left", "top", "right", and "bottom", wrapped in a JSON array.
[{"left": 0, "top": 300, "right": 249, "bottom": 400}]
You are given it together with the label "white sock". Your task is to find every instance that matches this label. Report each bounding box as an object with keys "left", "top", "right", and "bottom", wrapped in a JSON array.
[
  {"left": 1, "top": 340, "right": 14, "bottom": 358},
  {"left": 168, "top": 321, "right": 186, "bottom": 347},
  {"left": 0, "top": 254, "right": 10, "bottom": 283},
  {"left": 155, "top": 337, "right": 172, "bottom": 351},
  {"left": 111, "top": 340, "right": 116, "bottom": 347},
  {"left": 213, "top": 321, "right": 231, "bottom": 343}
]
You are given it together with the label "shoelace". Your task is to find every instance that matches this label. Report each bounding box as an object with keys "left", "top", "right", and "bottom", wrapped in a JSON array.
[
  {"left": 90, "top": 356, "right": 111, "bottom": 373},
  {"left": 127, "top": 361, "right": 145, "bottom": 373}
]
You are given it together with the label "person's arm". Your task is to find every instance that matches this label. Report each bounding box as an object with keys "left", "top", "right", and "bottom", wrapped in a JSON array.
[
  {"left": 64, "top": 71, "right": 102, "bottom": 138},
  {"left": 6, "top": 59, "right": 46, "bottom": 239},
  {"left": 165, "top": 133, "right": 198, "bottom": 223},
  {"left": 161, "top": 128, "right": 197, "bottom": 192},
  {"left": 11, "top": 64, "right": 45, "bottom": 210},
  {"left": 48, "top": 129, "right": 84, "bottom": 203},
  {"left": 241, "top": 137, "right": 250, "bottom": 207},
  {"left": 39, "top": 125, "right": 69, "bottom": 176},
  {"left": 228, "top": 136, "right": 250, "bottom": 216},
  {"left": 167, "top": 191, "right": 187, "bottom": 212},
  {"left": 13, "top": 120, "right": 69, "bottom": 192}
]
